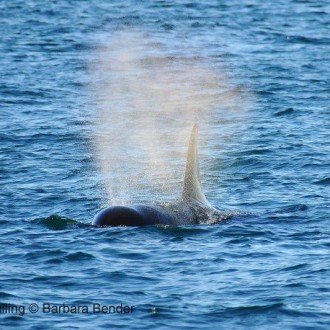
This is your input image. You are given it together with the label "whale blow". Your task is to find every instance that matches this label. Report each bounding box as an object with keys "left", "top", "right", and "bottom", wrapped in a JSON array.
[{"left": 92, "top": 124, "right": 227, "bottom": 227}]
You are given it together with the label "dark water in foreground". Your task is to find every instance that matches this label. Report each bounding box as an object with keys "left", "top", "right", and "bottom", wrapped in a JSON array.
[{"left": 0, "top": 0, "right": 329, "bottom": 329}]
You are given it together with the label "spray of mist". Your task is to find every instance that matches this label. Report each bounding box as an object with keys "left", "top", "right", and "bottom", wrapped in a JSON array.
[{"left": 89, "top": 30, "right": 251, "bottom": 205}]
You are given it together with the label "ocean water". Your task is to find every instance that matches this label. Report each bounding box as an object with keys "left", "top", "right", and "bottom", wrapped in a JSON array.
[{"left": 0, "top": 0, "right": 329, "bottom": 329}]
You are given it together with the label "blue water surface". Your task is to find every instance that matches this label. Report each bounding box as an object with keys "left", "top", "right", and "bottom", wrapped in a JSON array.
[{"left": 0, "top": 0, "right": 329, "bottom": 329}]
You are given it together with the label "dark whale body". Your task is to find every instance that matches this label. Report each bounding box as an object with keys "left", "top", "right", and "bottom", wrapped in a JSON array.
[{"left": 92, "top": 125, "right": 227, "bottom": 227}]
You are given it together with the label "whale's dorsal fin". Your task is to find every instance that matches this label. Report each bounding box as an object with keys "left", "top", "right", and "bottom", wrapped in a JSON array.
[{"left": 182, "top": 124, "right": 211, "bottom": 206}]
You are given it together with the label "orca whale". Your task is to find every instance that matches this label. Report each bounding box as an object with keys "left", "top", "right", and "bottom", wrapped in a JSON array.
[{"left": 92, "top": 124, "right": 228, "bottom": 226}]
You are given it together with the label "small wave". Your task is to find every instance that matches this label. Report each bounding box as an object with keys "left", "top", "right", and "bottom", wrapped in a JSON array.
[
  {"left": 154, "top": 225, "right": 212, "bottom": 237},
  {"left": 42, "top": 251, "right": 95, "bottom": 264},
  {"left": 2, "top": 316, "right": 23, "bottom": 321},
  {"left": 271, "top": 31, "right": 330, "bottom": 45},
  {"left": 0, "top": 219, "right": 11, "bottom": 226},
  {"left": 276, "top": 204, "right": 308, "bottom": 213},
  {"left": 116, "top": 252, "right": 148, "bottom": 260},
  {"left": 274, "top": 107, "right": 294, "bottom": 117},
  {"left": 283, "top": 282, "right": 306, "bottom": 288},
  {"left": 290, "top": 35, "right": 330, "bottom": 45},
  {"left": 236, "top": 148, "right": 271, "bottom": 156},
  {"left": 206, "top": 302, "right": 285, "bottom": 317},
  {"left": 64, "top": 252, "right": 95, "bottom": 262},
  {"left": 161, "top": 23, "right": 174, "bottom": 31},
  {"left": 33, "top": 215, "right": 87, "bottom": 230},
  {"left": 217, "top": 225, "right": 272, "bottom": 238},
  {"left": 281, "top": 263, "right": 308, "bottom": 272},
  {"left": 313, "top": 177, "right": 330, "bottom": 186},
  {"left": 0, "top": 291, "right": 17, "bottom": 298}
]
